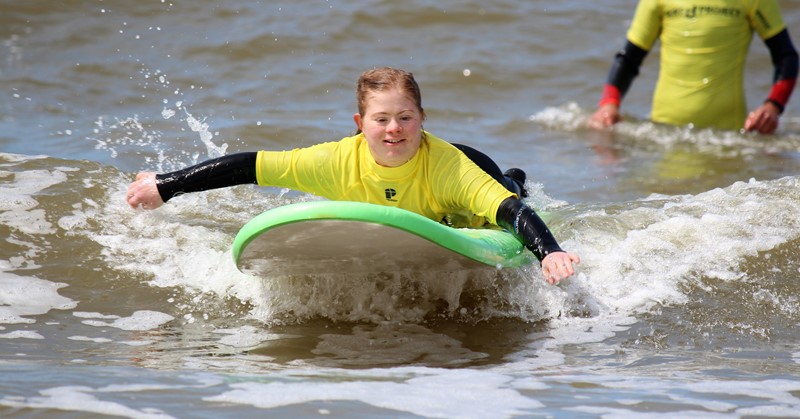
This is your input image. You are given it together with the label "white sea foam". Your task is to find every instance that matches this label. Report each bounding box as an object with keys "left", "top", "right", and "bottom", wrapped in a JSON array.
[
  {"left": 564, "top": 376, "right": 800, "bottom": 417},
  {"left": 0, "top": 168, "right": 67, "bottom": 235},
  {"left": 205, "top": 367, "right": 544, "bottom": 418},
  {"left": 0, "top": 330, "right": 45, "bottom": 339},
  {"left": 68, "top": 336, "right": 114, "bottom": 343},
  {"left": 564, "top": 177, "right": 800, "bottom": 318},
  {"left": 0, "top": 386, "right": 175, "bottom": 419},
  {"left": 0, "top": 271, "right": 76, "bottom": 325},
  {"left": 81, "top": 310, "right": 174, "bottom": 331},
  {"left": 81, "top": 163, "right": 800, "bottom": 345},
  {"left": 214, "top": 325, "right": 285, "bottom": 348},
  {"left": 73, "top": 311, "right": 122, "bottom": 319},
  {"left": 529, "top": 104, "right": 800, "bottom": 155}
]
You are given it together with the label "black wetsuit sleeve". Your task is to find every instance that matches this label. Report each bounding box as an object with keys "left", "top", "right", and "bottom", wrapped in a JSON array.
[
  {"left": 766, "top": 29, "right": 799, "bottom": 82},
  {"left": 155, "top": 152, "right": 258, "bottom": 203},
  {"left": 764, "top": 29, "right": 799, "bottom": 112},
  {"left": 495, "top": 197, "right": 564, "bottom": 262},
  {"left": 606, "top": 40, "right": 649, "bottom": 98}
]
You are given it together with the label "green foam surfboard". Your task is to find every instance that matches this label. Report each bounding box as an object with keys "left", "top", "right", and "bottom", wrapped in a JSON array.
[{"left": 232, "top": 201, "right": 534, "bottom": 276}]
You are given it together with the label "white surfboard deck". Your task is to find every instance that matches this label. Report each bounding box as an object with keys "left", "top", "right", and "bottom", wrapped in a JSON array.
[{"left": 232, "top": 201, "right": 533, "bottom": 277}]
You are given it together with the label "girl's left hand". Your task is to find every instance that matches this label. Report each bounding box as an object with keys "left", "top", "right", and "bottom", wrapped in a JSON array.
[{"left": 541, "top": 251, "right": 581, "bottom": 285}]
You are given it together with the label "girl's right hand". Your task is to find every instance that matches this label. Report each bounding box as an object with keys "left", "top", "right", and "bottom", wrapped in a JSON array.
[{"left": 127, "top": 172, "right": 164, "bottom": 210}]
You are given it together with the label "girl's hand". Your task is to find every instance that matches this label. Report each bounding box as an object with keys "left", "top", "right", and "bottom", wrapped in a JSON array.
[
  {"left": 127, "top": 172, "right": 164, "bottom": 209},
  {"left": 541, "top": 251, "right": 581, "bottom": 285}
]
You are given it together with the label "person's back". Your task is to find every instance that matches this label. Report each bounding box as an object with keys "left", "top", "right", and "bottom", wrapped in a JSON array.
[{"left": 255, "top": 132, "right": 511, "bottom": 228}]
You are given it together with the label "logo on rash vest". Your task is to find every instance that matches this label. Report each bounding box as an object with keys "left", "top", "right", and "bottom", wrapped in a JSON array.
[{"left": 384, "top": 188, "right": 397, "bottom": 201}]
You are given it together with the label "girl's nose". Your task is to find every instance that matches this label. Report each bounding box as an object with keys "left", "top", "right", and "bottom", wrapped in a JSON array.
[{"left": 386, "top": 118, "right": 402, "bottom": 133}]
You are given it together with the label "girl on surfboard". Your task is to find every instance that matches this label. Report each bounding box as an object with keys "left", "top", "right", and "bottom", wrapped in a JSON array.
[{"left": 127, "top": 67, "right": 580, "bottom": 284}]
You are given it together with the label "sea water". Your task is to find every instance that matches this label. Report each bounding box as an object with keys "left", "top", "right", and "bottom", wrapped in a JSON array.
[{"left": 2, "top": 1, "right": 800, "bottom": 418}]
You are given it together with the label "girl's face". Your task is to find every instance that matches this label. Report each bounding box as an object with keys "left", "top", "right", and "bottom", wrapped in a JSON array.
[{"left": 354, "top": 88, "right": 424, "bottom": 167}]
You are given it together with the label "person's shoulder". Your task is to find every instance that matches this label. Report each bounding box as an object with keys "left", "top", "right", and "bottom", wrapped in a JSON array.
[
  {"left": 422, "top": 133, "right": 472, "bottom": 171},
  {"left": 422, "top": 132, "right": 455, "bottom": 151},
  {"left": 329, "top": 133, "right": 369, "bottom": 162},
  {"left": 335, "top": 132, "right": 365, "bottom": 147},
  {"left": 420, "top": 132, "right": 456, "bottom": 158},
  {"left": 309, "top": 133, "right": 363, "bottom": 150},
  {"left": 340, "top": 132, "right": 363, "bottom": 141}
]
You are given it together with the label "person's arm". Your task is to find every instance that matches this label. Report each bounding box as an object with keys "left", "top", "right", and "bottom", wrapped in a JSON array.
[
  {"left": 589, "top": 41, "right": 649, "bottom": 129},
  {"left": 744, "top": 29, "right": 798, "bottom": 134},
  {"left": 127, "top": 152, "right": 258, "bottom": 209},
  {"left": 495, "top": 197, "right": 580, "bottom": 284}
]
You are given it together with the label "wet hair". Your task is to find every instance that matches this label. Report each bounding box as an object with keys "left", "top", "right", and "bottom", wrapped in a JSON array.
[{"left": 355, "top": 67, "right": 425, "bottom": 134}]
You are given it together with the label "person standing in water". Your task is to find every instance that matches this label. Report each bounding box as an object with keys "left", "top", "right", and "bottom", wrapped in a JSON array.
[
  {"left": 589, "top": 0, "right": 798, "bottom": 134},
  {"left": 127, "top": 67, "right": 580, "bottom": 284}
]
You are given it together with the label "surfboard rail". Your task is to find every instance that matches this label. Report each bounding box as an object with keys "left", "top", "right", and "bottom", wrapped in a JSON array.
[{"left": 232, "top": 201, "right": 534, "bottom": 274}]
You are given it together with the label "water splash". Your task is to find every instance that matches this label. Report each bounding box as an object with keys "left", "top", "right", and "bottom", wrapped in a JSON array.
[{"left": 89, "top": 66, "right": 227, "bottom": 169}]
